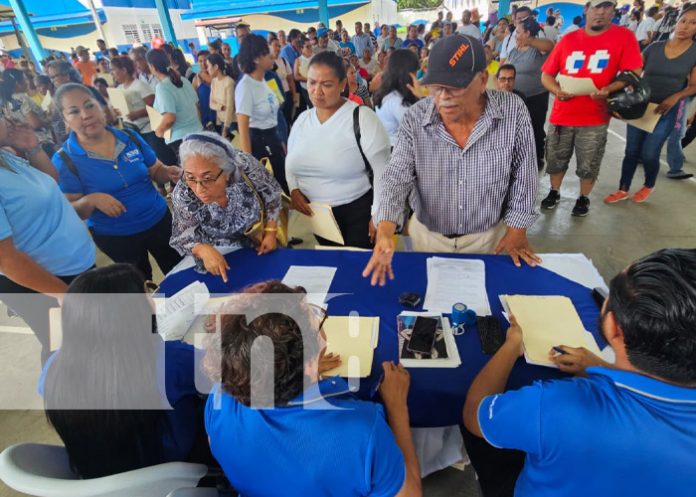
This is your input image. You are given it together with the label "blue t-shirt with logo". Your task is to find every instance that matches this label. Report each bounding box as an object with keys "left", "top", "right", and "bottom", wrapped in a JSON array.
[
  {"left": 478, "top": 367, "right": 696, "bottom": 497},
  {"left": 52, "top": 127, "right": 167, "bottom": 236},
  {"left": 205, "top": 377, "right": 405, "bottom": 497}
]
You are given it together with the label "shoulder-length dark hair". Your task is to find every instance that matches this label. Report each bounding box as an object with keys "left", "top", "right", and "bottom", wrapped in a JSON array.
[
  {"left": 373, "top": 49, "right": 420, "bottom": 108},
  {"left": 238, "top": 34, "right": 270, "bottom": 74},
  {"left": 147, "top": 48, "right": 183, "bottom": 88},
  {"left": 44, "top": 264, "right": 167, "bottom": 478}
]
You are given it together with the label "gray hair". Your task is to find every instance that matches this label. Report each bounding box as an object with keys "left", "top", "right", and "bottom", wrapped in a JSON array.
[
  {"left": 45, "top": 60, "right": 82, "bottom": 84},
  {"left": 53, "top": 82, "right": 98, "bottom": 115},
  {"left": 179, "top": 131, "right": 240, "bottom": 175}
]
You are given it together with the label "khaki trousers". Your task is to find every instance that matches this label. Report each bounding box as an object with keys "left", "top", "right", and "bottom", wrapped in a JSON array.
[{"left": 409, "top": 216, "right": 507, "bottom": 254}]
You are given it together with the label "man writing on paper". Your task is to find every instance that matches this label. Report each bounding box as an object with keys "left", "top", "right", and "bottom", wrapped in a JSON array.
[
  {"left": 463, "top": 248, "right": 696, "bottom": 497},
  {"left": 539, "top": 0, "right": 642, "bottom": 217},
  {"left": 363, "top": 35, "right": 540, "bottom": 286}
]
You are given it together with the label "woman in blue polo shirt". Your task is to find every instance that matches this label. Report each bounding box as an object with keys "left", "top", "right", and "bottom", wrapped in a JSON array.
[
  {"left": 51, "top": 83, "right": 182, "bottom": 280},
  {"left": 0, "top": 116, "right": 95, "bottom": 364},
  {"left": 40, "top": 264, "right": 209, "bottom": 478}
]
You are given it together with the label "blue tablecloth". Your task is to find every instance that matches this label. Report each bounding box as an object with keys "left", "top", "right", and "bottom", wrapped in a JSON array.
[{"left": 160, "top": 248, "right": 603, "bottom": 427}]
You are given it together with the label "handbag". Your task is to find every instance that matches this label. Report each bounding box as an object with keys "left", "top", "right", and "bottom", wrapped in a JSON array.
[{"left": 239, "top": 167, "right": 289, "bottom": 247}]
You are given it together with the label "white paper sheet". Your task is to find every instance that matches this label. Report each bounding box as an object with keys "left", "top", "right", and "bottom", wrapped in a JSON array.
[
  {"left": 557, "top": 74, "right": 599, "bottom": 96},
  {"left": 304, "top": 203, "right": 345, "bottom": 245},
  {"left": 107, "top": 87, "right": 130, "bottom": 117},
  {"left": 622, "top": 103, "right": 661, "bottom": 134},
  {"left": 423, "top": 257, "right": 491, "bottom": 316},
  {"left": 146, "top": 105, "right": 172, "bottom": 141},
  {"left": 281, "top": 266, "right": 337, "bottom": 307},
  {"left": 155, "top": 281, "right": 209, "bottom": 341}
]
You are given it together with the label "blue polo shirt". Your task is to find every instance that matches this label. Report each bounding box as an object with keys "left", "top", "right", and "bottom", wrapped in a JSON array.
[
  {"left": 205, "top": 377, "right": 405, "bottom": 497},
  {"left": 39, "top": 340, "right": 203, "bottom": 462},
  {"left": 280, "top": 44, "right": 300, "bottom": 68},
  {"left": 478, "top": 367, "right": 696, "bottom": 497},
  {"left": 52, "top": 127, "right": 167, "bottom": 237},
  {"left": 0, "top": 150, "right": 95, "bottom": 276}
]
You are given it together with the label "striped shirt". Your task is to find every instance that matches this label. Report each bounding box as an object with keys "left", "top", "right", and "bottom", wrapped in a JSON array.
[{"left": 375, "top": 90, "right": 539, "bottom": 235}]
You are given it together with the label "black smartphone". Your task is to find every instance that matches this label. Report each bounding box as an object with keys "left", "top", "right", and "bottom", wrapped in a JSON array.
[{"left": 407, "top": 317, "right": 438, "bottom": 355}]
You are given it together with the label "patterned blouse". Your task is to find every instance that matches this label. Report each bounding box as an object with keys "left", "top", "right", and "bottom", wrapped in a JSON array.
[{"left": 170, "top": 149, "right": 282, "bottom": 272}]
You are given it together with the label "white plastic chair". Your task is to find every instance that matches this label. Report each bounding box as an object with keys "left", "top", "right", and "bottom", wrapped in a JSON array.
[{"left": 0, "top": 443, "right": 208, "bottom": 497}]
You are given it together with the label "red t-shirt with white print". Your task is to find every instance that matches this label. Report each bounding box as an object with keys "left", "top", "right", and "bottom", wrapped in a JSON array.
[{"left": 542, "top": 24, "right": 643, "bottom": 126}]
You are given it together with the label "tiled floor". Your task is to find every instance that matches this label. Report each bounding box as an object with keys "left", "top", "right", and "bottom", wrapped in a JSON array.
[{"left": 2, "top": 117, "right": 696, "bottom": 496}]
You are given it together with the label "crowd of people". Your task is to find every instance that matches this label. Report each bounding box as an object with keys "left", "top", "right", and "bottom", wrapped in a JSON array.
[{"left": 1, "top": 1, "right": 696, "bottom": 496}]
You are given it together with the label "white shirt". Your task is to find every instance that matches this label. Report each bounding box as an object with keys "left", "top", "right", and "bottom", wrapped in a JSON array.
[
  {"left": 359, "top": 57, "right": 379, "bottom": 76},
  {"left": 120, "top": 78, "right": 154, "bottom": 132},
  {"left": 139, "top": 72, "right": 159, "bottom": 91},
  {"left": 543, "top": 25, "right": 560, "bottom": 42},
  {"left": 635, "top": 17, "right": 656, "bottom": 42},
  {"left": 562, "top": 25, "right": 580, "bottom": 37},
  {"left": 235, "top": 75, "right": 279, "bottom": 130},
  {"left": 286, "top": 100, "right": 390, "bottom": 213},
  {"left": 457, "top": 24, "right": 482, "bottom": 39},
  {"left": 376, "top": 90, "right": 410, "bottom": 147},
  {"left": 500, "top": 28, "right": 547, "bottom": 59}
]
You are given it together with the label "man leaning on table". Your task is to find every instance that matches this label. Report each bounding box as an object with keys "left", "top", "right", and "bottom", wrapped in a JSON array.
[
  {"left": 363, "top": 34, "right": 540, "bottom": 286},
  {"left": 463, "top": 248, "right": 696, "bottom": 497}
]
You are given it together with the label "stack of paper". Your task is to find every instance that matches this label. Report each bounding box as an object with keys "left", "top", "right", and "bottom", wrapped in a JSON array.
[
  {"left": 282, "top": 266, "right": 337, "bottom": 307},
  {"left": 557, "top": 75, "right": 599, "bottom": 96},
  {"left": 397, "top": 312, "right": 461, "bottom": 368},
  {"left": 155, "top": 281, "right": 210, "bottom": 341},
  {"left": 423, "top": 257, "right": 491, "bottom": 316},
  {"left": 503, "top": 295, "right": 602, "bottom": 367},
  {"left": 322, "top": 315, "right": 380, "bottom": 378},
  {"left": 107, "top": 87, "right": 130, "bottom": 117},
  {"left": 146, "top": 105, "right": 172, "bottom": 141}
]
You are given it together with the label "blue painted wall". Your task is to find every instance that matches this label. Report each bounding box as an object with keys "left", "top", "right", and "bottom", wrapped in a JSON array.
[{"left": 101, "top": 0, "right": 191, "bottom": 8}]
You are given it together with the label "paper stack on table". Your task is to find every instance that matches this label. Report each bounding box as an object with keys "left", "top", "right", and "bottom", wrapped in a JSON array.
[
  {"left": 503, "top": 295, "right": 602, "bottom": 367},
  {"left": 155, "top": 281, "right": 209, "bottom": 341},
  {"left": 397, "top": 313, "right": 461, "bottom": 368},
  {"left": 423, "top": 257, "right": 491, "bottom": 316},
  {"left": 322, "top": 315, "right": 380, "bottom": 378},
  {"left": 282, "top": 265, "right": 337, "bottom": 307}
]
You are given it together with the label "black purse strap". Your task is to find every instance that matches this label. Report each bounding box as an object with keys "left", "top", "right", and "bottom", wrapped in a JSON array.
[{"left": 352, "top": 105, "right": 373, "bottom": 186}]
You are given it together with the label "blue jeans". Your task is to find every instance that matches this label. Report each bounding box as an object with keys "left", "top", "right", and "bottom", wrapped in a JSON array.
[
  {"left": 619, "top": 103, "right": 680, "bottom": 190},
  {"left": 667, "top": 99, "right": 688, "bottom": 174}
]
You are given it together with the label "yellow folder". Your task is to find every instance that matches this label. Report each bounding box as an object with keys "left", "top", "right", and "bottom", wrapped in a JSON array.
[{"left": 322, "top": 315, "right": 379, "bottom": 378}]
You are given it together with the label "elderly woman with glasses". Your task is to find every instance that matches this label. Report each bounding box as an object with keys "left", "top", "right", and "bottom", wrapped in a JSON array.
[{"left": 169, "top": 132, "right": 283, "bottom": 283}]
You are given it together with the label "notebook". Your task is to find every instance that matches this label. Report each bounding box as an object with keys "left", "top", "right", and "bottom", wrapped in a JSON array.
[
  {"left": 504, "top": 295, "right": 602, "bottom": 367},
  {"left": 322, "top": 315, "right": 379, "bottom": 378}
]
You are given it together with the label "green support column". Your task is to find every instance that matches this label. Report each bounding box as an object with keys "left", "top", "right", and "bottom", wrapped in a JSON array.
[
  {"left": 8, "top": 0, "right": 46, "bottom": 65},
  {"left": 154, "top": 0, "right": 179, "bottom": 47},
  {"left": 318, "top": 0, "right": 329, "bottom": 27}
]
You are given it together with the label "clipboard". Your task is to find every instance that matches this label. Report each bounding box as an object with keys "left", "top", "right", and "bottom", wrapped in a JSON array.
[
  {"left": 107, "top": 87, "right": 130, "bottom": 117},
  {"left": 558, "top": 74, "right": 599, "bottom": 96},
  {"left": 622, "top": 103, "right": 661, "bottom": 133},
  {"left": 304, "top": 203, "right": 345, "bottom": 245},
  {"left": 146, "top": 105, "right": 172, "bottom": 141}
]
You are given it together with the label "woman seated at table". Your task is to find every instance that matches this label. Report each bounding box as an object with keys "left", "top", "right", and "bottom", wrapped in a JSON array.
[
  {"left": 0, "top": 116, "right": 95, "bottom": 365},
  {"left": 41, "top": 264, "right": 208, "bottom": 478},
  {"left": 170, "top": 132, "right": 283, "bottom": 283},
  {"left": 286, "top": 51, "right": 390, "bottom": 249},
  {"left": 203, "top": 280, "right": 421, "bottom": 497},
  {"left": 51, "top": 83, "right": 183, "bottom": 281}
]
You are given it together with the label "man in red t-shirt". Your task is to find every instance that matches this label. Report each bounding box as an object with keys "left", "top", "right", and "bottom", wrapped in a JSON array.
[{"left": 540, "top": 0, "right": 642, "bottom": 216}]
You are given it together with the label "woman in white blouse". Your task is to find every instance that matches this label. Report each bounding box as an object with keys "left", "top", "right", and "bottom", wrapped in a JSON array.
[
  {"left": 207, "top": 53, "right": 236, "bottom": 138},
  {"left": 286, "top": 51, "right": 390, "bottom": 248}
]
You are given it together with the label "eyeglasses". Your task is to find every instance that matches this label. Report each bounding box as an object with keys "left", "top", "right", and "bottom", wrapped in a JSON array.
[
  {"left": 185, "top": 169, "right": 224, "bottom": 190},
  {"left": 428, "top": 85, "right": 468, "bottom": 97},
  {"left": 308, "top": 304, "right": 328, "bottom": 330},
  {"left": 144, "top": 280, "right": 160, "bottom": 294},
  {"left": 497, "top": 77, "right": 515, "bottom": 82}
]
